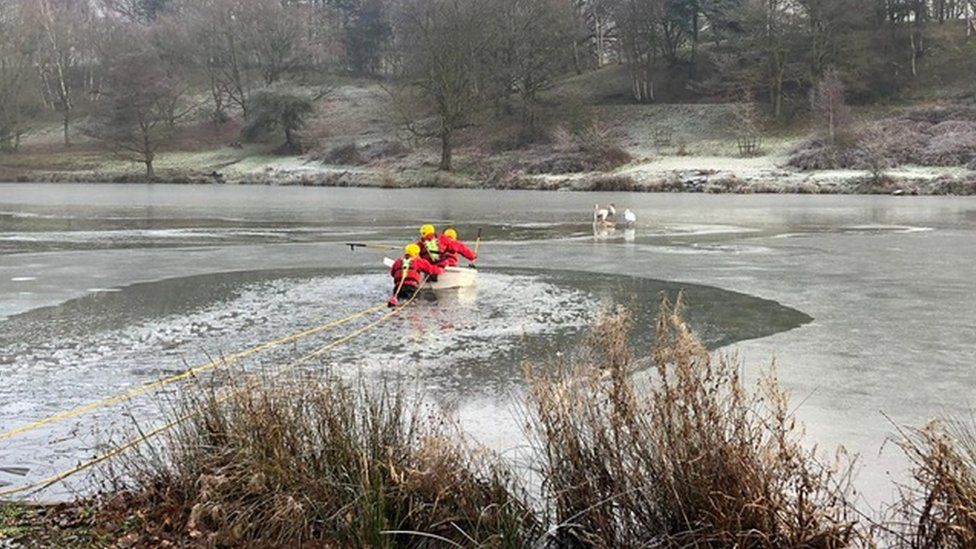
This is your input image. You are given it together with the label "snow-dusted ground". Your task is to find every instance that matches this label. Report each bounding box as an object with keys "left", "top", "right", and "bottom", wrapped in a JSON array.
[{"left": 4, "top": 83, "right": 974, "bottom": 193}]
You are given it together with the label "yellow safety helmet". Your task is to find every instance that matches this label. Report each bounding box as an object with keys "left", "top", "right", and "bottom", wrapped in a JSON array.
[
  {"left": 444, "top": 228, "right": 458, "bottom": 239},
  {"left": 419, "top": 224, "right": 435, "bottom": 236},
  {"left": 404, "top": 243, "right": 421, "bottom": 257}
]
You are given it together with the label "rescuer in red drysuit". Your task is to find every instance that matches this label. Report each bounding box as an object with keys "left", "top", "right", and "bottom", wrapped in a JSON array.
[
  {"left": 388, "top": 243, "right": 443, "bottom": 307},
  {"left": 416, "top": 223, "right": 452, "bottom": 267},
  {"left": 436, "top": 227, "right": 478, "bottom": 267}
]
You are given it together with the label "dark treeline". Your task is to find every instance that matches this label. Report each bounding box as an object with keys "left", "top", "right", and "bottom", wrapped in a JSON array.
[{"left": 1, "top": 0, "right": 975, "bottom": 174}]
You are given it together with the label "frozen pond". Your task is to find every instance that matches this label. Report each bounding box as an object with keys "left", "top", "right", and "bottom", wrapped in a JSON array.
[{"left": 1, "top": 184, "right": 975, "bottom": 511}]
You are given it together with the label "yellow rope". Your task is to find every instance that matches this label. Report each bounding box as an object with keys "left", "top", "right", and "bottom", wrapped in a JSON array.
[
  {"left": 0, "top": 303, "right": 387, "bottom": 443},
  {"left": 0, "top": 285, "right": 425, "bottom": 498},
  {"left": 0, "top": 413, "right": 194, "bottom": 498}
]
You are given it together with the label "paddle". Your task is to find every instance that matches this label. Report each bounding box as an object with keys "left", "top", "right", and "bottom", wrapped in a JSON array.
[
  {"left": 346, "top": 242, "right": 400, "bottom": 252},
  {"left": 468, "top": 228, "right": 482, "bottom": 269}
]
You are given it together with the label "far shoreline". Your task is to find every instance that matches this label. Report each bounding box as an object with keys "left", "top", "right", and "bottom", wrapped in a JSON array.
[{"left": 3, "top": 164, "right": 975, "bottom": 195}]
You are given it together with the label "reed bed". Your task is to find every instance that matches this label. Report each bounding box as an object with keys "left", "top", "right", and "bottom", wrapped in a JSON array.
[
  {"left": 524, "top": 299, "right": 863, "bottom": 547},
  {"left": 882, "top": 418, "right": 976, "bottom": 548},
  {"left": 120, "top": 375, "right": 536, "bottom": 547},
  {"left": 95, "top": 298, "right": 976, "bottom": 547}
]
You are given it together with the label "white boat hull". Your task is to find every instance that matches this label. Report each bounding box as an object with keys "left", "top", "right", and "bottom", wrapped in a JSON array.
[{"left": 384, "top": 258, "right": 477, "bottom": 290}]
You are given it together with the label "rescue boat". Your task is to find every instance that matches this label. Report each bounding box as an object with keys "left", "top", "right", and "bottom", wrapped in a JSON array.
[{"left": 383, "top": 258, "right": 478, "bottom": 290}]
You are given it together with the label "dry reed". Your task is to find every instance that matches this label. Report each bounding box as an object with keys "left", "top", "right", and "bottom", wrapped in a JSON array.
[
  {"left": 524, "top": 298, "right": 863, "bottom": 548},
  {"left": 884, "top": 418, "right": 976, "bottom": 548},
  {"left": 105, "top": 298, "right": 975, "bottom": 547},
  {"left": 121, "top": 374, "right": 536, "bottom": 547}
]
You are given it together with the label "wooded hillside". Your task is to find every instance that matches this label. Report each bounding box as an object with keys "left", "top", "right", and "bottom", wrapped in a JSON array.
[{"left": 1, "top": 0, "right": 975, "bottom": 178}]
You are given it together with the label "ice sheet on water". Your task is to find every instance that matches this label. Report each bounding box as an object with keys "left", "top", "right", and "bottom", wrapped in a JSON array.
[
  {"left": 633, "top": 243, "right": 773, "bottom": 255},
  {"left": 0, "top": 270, "right": 599, "bottom": 496},
  {"left": 0, "top": 210, "right": 72, "bottom": 220},
  {"left": 0, "top": 271, "right": 597, "bottom": 426},
  {"left": 0, "top": 227, "right": 380, "bottom": 246},
  {"left": 771, "top": 225, "right": 934, "bottom": 238},
  {"left": 664, "top": 224, "right": 762, "bottom": 236},
  {"left": 335, "top": 274, "right": 598, "bottom": 381},
  {"left": 842, "top": 224, "right": 934, "bottom": 234}
]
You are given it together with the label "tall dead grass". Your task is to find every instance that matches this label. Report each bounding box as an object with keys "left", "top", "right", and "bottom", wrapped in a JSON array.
[
  {"left": 123, "top": 375, "right": 536, "bottom": 547},
  {"left": 884, "top": 418, "right": 976, "bottom": 548},
  {"left": 524, "top": 299, "right": 863, "bottom": 547},
  {"left": 106, "top": 298, "right": 976, "bottom": 547}
]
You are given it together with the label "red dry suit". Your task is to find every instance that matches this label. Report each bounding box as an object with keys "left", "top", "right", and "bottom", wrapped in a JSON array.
[
  {"left": 437, "top": 237, "right": 477, "bottom": 267},
  {"left": 391, "top": 255, "right": 443, "bottom": 290},
  {"left": 417, "top": 233, "right": 453, "bottom": 265}
]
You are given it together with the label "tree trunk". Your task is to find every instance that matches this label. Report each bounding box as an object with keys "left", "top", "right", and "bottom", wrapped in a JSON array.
[
  {"left": 63, "top": 110, "right": 70, "bottom": 147},
  {"left": 910, "top": 31, "right": 919, "bottom": 76},
  {"left": 596, "top": 17, "right": 604, "bottom": 67},
  {"left": 284, "top": 126, "right": 300, "bottom": 154},
  {"left": 966, "top": 2, "right": 974, "bottom": 38},
  {"left": 145, "top": 160, "right": 154, "bottom": 179},
  {"left": 439, "top": 131, "right": 452, "bottom": 171},
  {"left": 632, "top": 63, "right": 654, "bottom": 103},
  {"left": 772, "top": 75, "right": 783, "bottom": 119},
  {"left": 828, "top": 109, "right": 835, "bottom": 144},
  {"left": 521, "top": 95, "right": 537, "bottom": 136}
]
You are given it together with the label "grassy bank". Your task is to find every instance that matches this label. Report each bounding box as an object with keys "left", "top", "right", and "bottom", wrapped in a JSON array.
[
  {"left": 5, "top": 80, "right": 975, "bottom": 195},
  {"left": 4, "top": 299, "right": 976, "bottom": 547},
  {"left": 5, "top": 155, "right": 976, "bottom": 195}
]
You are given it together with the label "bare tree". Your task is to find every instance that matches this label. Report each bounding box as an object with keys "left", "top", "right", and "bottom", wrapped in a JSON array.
[
  {"left": 572, "top": 0, "right": 616, "bottom": 71},
  {"left": 337, "top": 0, "right": 394, "bottom": 75},
  {"left": 659, "top": 0, "right": 693, "bottom": 66},
  {"left": 484, "top": 0, "right": 575, "bottom": 130},
  {"left": 178, "top": 0, "right": 254, "bottom": 120},
  {"left": 797, "top": 0, "right": 859, "bottom": 79},
  {"left": 811, "top": 68, "right": 850, "bottom": 144},
  {"left": 0, "top": 0, "right": 42, "bottom": 151},
  {"left": 742, "top": 0, "right": 804, "bottom": 118},
  {"left": 86, "top": 32, "right": 189, "bottom": 178},
  {"left": 615, "top": 0, "right": 663, "bottom": 102},
  {"left": 398, "top": 0, "right": 489, "bottom": 171},
  {"left": 968, "top": 0, "right": 976, "bottom": 38},
  {"left": 240, "top": 0, "right": 311, "bottom": 85},
  {"left": 175, "top": 0, "right": 309, "bottom": 121},
  {"left": 34, "top": 0, "right": 89, "bottom": 147},
  {"left": 858, "top": 127, "right": 892, "bottom": 183},
  {"left": 909, "top": 0, "right": 926, "bottom": 77}
]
